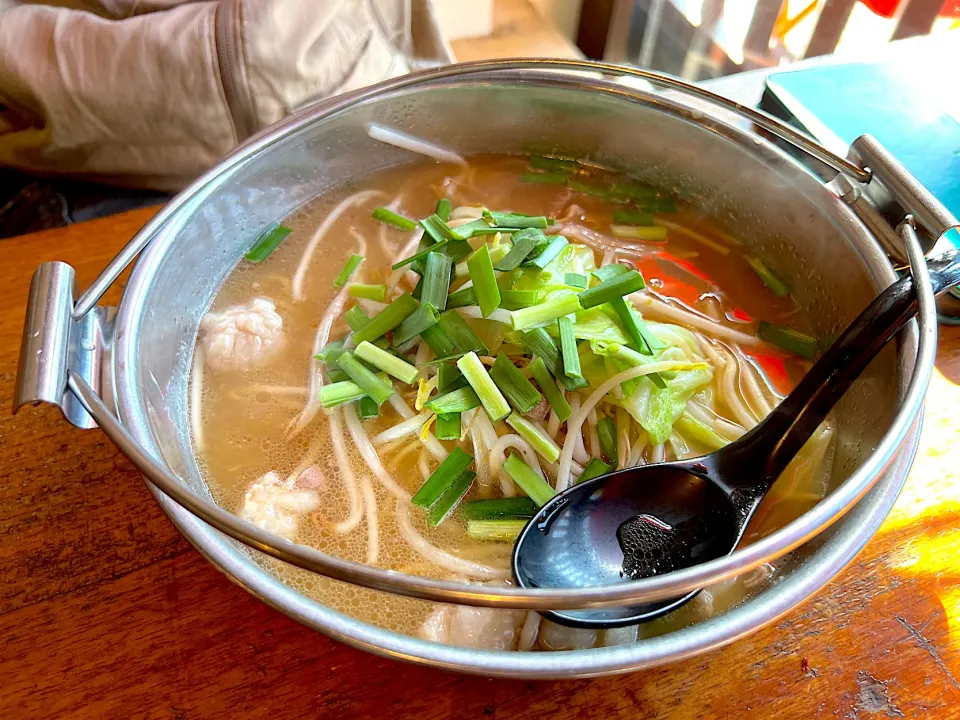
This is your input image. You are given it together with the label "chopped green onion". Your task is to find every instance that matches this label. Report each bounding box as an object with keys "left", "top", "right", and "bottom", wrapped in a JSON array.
[
  {"left": 461, "top": 497, "right": 538, "bottom": 521},
  {"left": 610, "top": 182, "right": 659, "bottom": 200},
  {"left": 333, "top": 254, "right": 364, "bottom": 287},
  {"left": 612, "top": 210, "right": 655, "bottom": 226},
  {"left": 564, "top": 273, "right": 589, "bottom": 289},
  {"left": 420, "top": 214, "right": 457, "bottom": 243},
  {"left": 610, "top": 225, "right": 668, "bottom": 241},
  {"left": 446, "top": 285, "right": 477, "bottom": 309},
  {"left": 355, "top": 341, "right": 419, "bottom": 384},
  {"left": 568, "top": 180, "right": 622, "bottom": 199},
  {"left": 421, "top": 252, "right": 452, "bottom": 311},
  {"left": 420, "top": 322, "right": 456, "bottom": 357},
  {"left": 316, "top": 339, "right": 345, "bottom": 362},
  {"left": 336, "top": 352, "right": 394, "bottom": 405},
  {"left": 392, "top": 239, "right": 449, "bottom": 270},
  {"left": 610, "top": 297, "right": 664, "bottom": 357},
  {"left": 577, "top": 458, "right": 616, "bottom": 484},
  {"left": 578, "top": 270, "right": 646, "bottom": 309},
  {"left": 557, "top": 317, "right": 582, "bottom": 380},
  {"left": 494, "top": 228, "right": 544, "bottom": 271},
  {"left": 428, "top": 470, "right": 476, "bottom": 526},
  {"left": 489, "top": 353, "right": 542, "bottom": 414},
  {"left": 351, "top": 293, "right": 420, "bottom": 344},
  {"left": 438, "top": 311, "right": 488, "bottom": 355},
  {"left": 412, "top": 447, "right": 474, "bottom": 508},
  {"left": 483, "top": 211, "right": 549, "bottom": 229},
  {"left": 503, "top": 453, "right": 557, "bottom": 507},
  {"left": 348, "top": 283, "right": 387, "bottom": 301},
  {"left": 466, "top": 519, "right": 527, "bottom": 541},
  {"left": 758, "top": 321, "right": 817, "bottom": 360},
  {"left": 596, "top": 416, "right": 617, "bottom": 462},
  {"left": 457, "top": 352, "right": 511, "bottom": 423},
  {"left": 245, "top": 223, "right": 292, "bottom": 262},
  {"left": 524, "top": 235, "right": 568, "bottom": 269},
  {"left": 412, "top": 275, "right": 423, "bottom": 301},
  {"left": 529, "top": 155, "right": 579, "bottom": 172},
  {"left": 435, "top": 412, "right": 461, "bottom": 440},
  {"left": 511, "top": 293, "right": 582, "bottom": 331},
  {"left": 500, "top": 289, "right": 541, "bottom": 310},
  {"left": 528, "top": 357, "right": 571, "bottom": 421},
  {"left": 506, "top": 413, "right": 560, "bottom": 463},
  {"left": 745, "top": 256, "right": 790, "bottom": 298},
  {"left": 520, "top": 328, "right": 588, "bottom": 391},
  {"left": 674, "top": 413, "right": 727, "bottom": 451},
  {"left": 466, "top": 244, "right": 501, "bottom": 318},
  {"left": 435, "top": 198, "right": 452, "bottom": 222},
  {"left": 438, "top": 362, "right": 466, "bottom": 392},
  {"left": 317, "top": 341, "right": 348, "bottom": 381},
  {"left": 592, "top": 263, "right": 631, "bottom": 282},
  {"left": 643, "top": 198, "right": 678, "bottom": 213},
  {"left": 425, "top": 386, "right": 481, "bottom": 414},
  {"left": 450, "top": 219, "right": 500, "bottom": 241},
  {"left": 319, "top": 380, "right": 366, "bottom": 408},
  {"left": 391, "top": 303, "right": 439, "bottom": 348},
  {"left": 359, "top": 396, "right": 380, "bottom": 419},
  {"left": 372, "top": 207, "right": 417, "bottom": 231},
  {"left": 521, "top": 172, "right": 568, "bottom": 184}
]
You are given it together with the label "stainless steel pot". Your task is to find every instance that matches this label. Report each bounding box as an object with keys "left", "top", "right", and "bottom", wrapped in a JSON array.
[{"left": 14, "top": 60, "right": 956, "bottom": 677}]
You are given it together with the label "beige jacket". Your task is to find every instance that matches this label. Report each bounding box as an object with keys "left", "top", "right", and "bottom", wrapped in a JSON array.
[{"left": 0, "top": 0, "right": 451, "bottom": 189}]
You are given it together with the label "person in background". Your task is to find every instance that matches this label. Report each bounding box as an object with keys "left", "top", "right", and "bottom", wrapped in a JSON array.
[{"left": 0, "top": 0, "right": 450, "bottom": 235}]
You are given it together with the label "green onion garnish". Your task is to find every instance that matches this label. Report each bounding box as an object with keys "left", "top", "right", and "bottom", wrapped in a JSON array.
[
  {"left": 438, "top": 311, "right": 488, "bottom": 355},
  {"left": 611, "top": 225, "right": 668, "bottom": 241},
  {"left": 745, "top": 256, "right": 790, "bottom": 298},
  {"left": 466, "top": 244, "right": 501, "bottom": 318},
  {"left": 521, "top": 172, "right": 568, "bottom": 184},
  {"left": 412, "top": 447, "right": 474, "bottom": 508},
  {"left": 489, "top": 353, "right": 542, "bottom": 414},
  {"left": 435, "top": 412, "right": 461, "bottom": 440},
  {"left": 446, "top": 285, "right": 477, "bottom": 309},
  {"left": 435, "top": 198, "right": 452, "bottom": 222},
  {"left": 245, "top": 223, "right": 292, "bottom": 263},
  {"left": 420, "top": 322, "right": 457, "bottom": 357},
  {"left": 351, "top": 293, "right": 419, "bottom": 344},
  {"left": 457, "top": 352, "right": 511, "bottom": 423},
  {"left": 483, "top": 211, "right": 549, "bottom": 229},
  {"left": 528, "top": 357, "right": 572, "bottom": 421},
  {"left": 421, "top": 252, "right": 452, "bottom": 311},
  {"left": 354, "top": 341, "right": 419, "bottom": 385},
  {"left": 557, "top": 317, "right": 582, "bottom": 380},
  {"left": 758, "top": 321, "right": 817, "bottom": 360},
  {"left": 427, "top": 470, "right": 475, "bottom": 526},
  {"left": 392, "top": 239, "right": 449, "bottom": 270},
  {"left": 420, "top": 214, "right": 457, "bottom": 244},
  {"left": 530, "top": 155, "right": 579, "bottom": 172},
  {"left": 318, "top": 380, "right": 366, "bottom": 408},
  {"left": 425, "top": 386, "right": 481, "bottom": 414},
  {"left": 348, "top": 283, "right": 387, "bottom": 301},
  {"left": 610, "top": 297, "right": 663, "bottom": 356},
  {"left": 316, "top": 339, "right": 345, "bottom": 362},
  {"left": 578, "top": 270, "right": 646, "bottom": 309},
  {"left": 524, "top": 235, "right": 568, "bottom": 270},
  {"left": 612, "top": 210, "right": 655, "bottom": 226},
  {"left": 511, "top": 293, "right": 581, "bottom": 331},
  {"left": 610, "top": 182, "right": 659, "bottom": 200},
  {"left": 450, "top": 219, "right": 502, "bottom": 241},
  {"left": 358, "top": 396, "right": 380, "bottom": 419},
  {"left": 568, "top": 180, "right": 621, "bottom": 199},
  {"left": 466, "top": 519, "right": 526, "bottom": 541},
  {"left": 438, "top": 362, "right": 466, "bottom": 392},
  {"left": 596, "top": 416, "right": 617, "bottom": 462},
  {"left": 317, "top": 341, "right": 347, "bottom": 381},
  {"left": 520, "top": 327, "right": 588, "bottom": 391},
  {"left": 592, "top": 263, "right": 631, "bottom": 282},
  {"left": 577, "top": 457, "right": 615, "bottom": 484},
  {"left": 335, "top": 352, "right": 394, "bottom": 405},
  {"left": 503, "top": 453, "right": 557, "bottom": 507},
  {"left": 564, "top": 273, "right": 589, "bottom": 289},
  {"left": 333, "top": 254, "right": 364, "bottom": 287},
  {"left": 372, "top": 207, "right": 417, "bottom": 231},
  {"left": 506, "top": 413, "right": 560, "bottom": 463},
  {"left": 500, "top": 290, "right": 541, "bottom": 310},
  {"left": 392, "top": 302, "right": 440, "bottom": 348},
  {"left": 494, "top": 228, "right": 544, "bottom": 271},
  {"left": 461, "top": 497, "right": 537, "bottom": 521}
]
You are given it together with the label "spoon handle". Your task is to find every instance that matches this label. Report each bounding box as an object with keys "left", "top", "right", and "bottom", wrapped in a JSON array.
[{"left": 729, "top": 249, "right": 960, "bottom": 489}]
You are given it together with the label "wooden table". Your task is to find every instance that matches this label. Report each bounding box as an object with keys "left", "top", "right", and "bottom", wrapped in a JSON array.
[{"left": 4, "top": 208, "right": 960, "bottom": 719}]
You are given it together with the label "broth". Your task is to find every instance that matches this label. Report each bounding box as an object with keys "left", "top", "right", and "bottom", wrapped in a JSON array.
[{"left": 191, "top": 155, "right": 833, "bottom": 649}]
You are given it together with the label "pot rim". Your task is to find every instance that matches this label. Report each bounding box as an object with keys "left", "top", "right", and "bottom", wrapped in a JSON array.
[{"left": 113, "top": 61, "right": 926, "bottom": 615}]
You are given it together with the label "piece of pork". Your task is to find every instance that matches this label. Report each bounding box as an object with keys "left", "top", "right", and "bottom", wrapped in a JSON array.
[
  {"left": 200, "top": 297, "right": 283, "bottom": 373},
  {"left": 240, "top": 470, "right": 320, "bottom": 541}
]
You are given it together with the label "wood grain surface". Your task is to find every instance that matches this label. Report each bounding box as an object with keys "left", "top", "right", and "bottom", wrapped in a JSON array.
[{"left": 3, "top": 206, "right": 960, "bottom": 719}]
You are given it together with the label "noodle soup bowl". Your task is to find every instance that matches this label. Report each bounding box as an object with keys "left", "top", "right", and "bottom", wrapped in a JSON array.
[{"left": 17, "top": 60, "right": 937, "bottom": 677}]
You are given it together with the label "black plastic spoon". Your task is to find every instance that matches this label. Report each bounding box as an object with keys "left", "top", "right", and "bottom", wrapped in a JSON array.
[{"left": 512, "top": 250, "right": 960, "bottom": 628}]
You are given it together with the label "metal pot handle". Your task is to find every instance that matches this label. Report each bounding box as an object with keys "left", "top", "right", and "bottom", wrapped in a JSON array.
[{"left": 11, "top": 59, "right": 952, "bottom": 609}]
